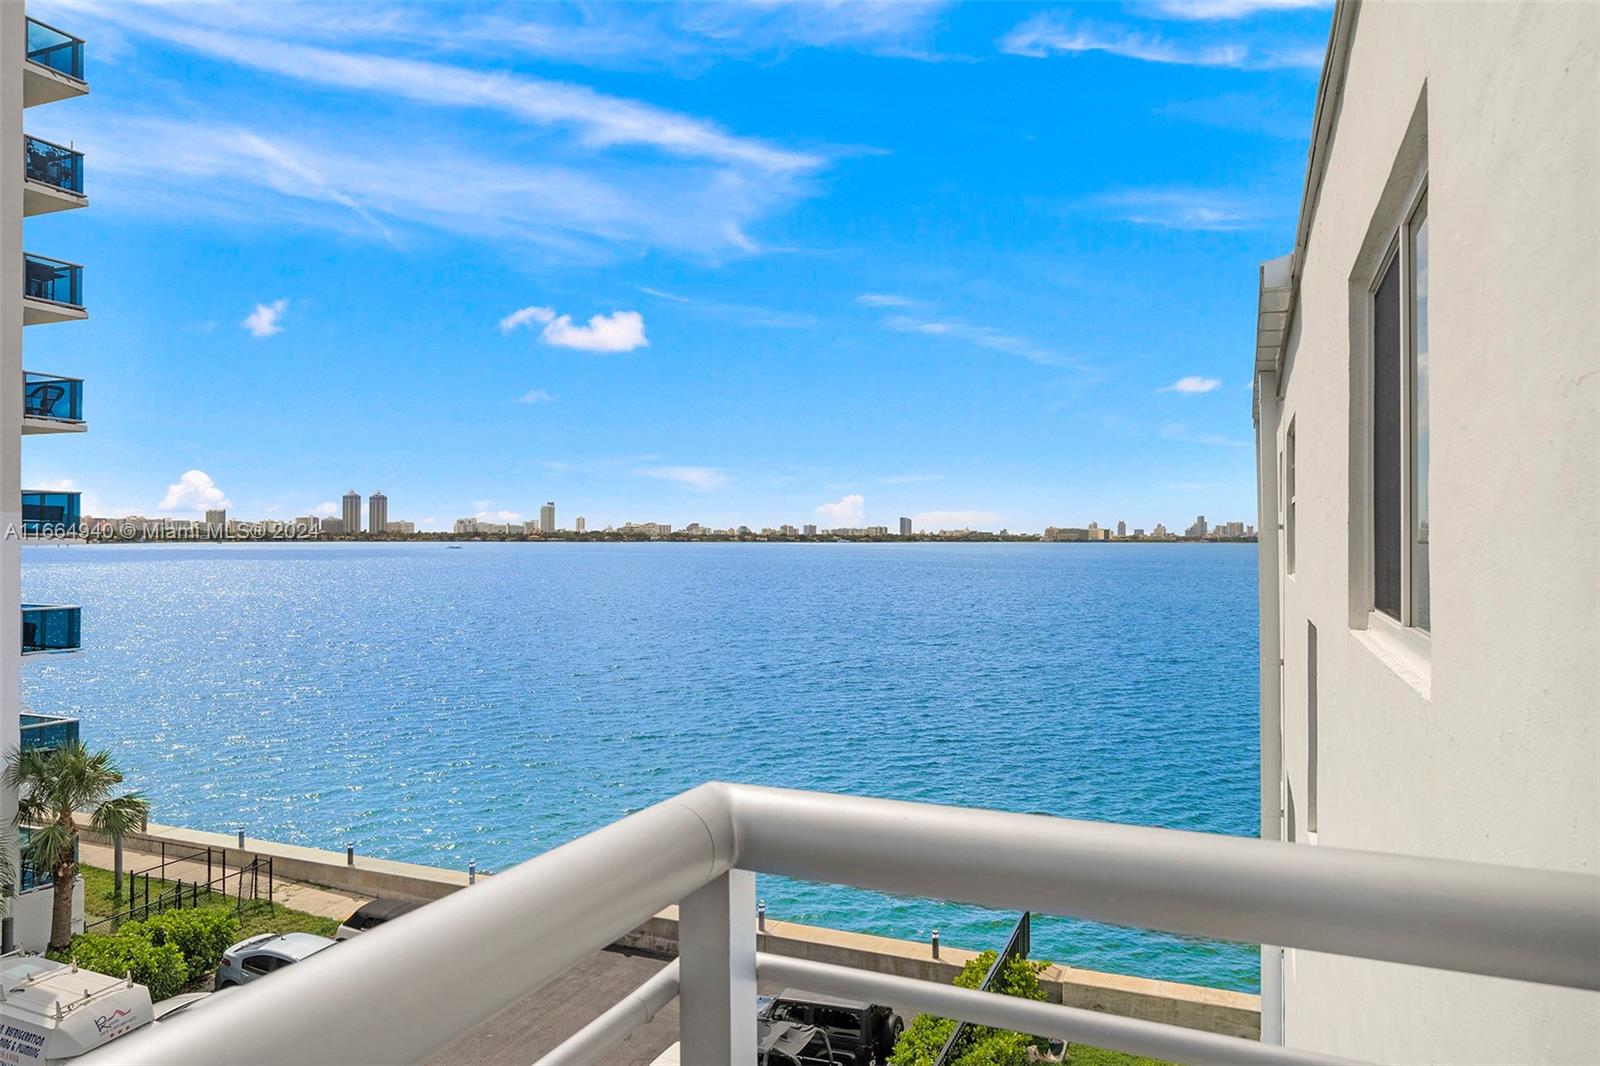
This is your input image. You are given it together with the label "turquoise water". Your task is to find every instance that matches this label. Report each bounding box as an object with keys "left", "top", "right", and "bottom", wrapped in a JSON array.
[{"left": 22, "top": 542, "right": 1260, "bottom": 991}]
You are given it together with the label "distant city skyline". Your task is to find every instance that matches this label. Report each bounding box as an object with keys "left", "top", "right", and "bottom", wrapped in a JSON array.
[{"left": 88, "top": 490, "right": 1251, "bottom": 539}]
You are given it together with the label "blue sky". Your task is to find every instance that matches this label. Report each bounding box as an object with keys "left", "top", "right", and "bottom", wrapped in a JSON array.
[{"left": 23, "top": 0, "right": 1329, "bottom": 532}]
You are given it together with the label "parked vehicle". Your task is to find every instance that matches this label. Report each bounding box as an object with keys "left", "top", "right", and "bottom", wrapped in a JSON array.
[
  {"left": 648, "top": 1023, "right": 835, "bottom": 1066},
  {"left": 215, "top": 932, "right": 337, "bottom": 989},
  {"left": 758, "top": 1019, "right": 835, "bottom": 1066},
  {"left": 0, "top": 954, "right": 153, "bottom": 1063},
  {"left": 151, "top": 987, "right": 237, "bottom": 1023},
  {"left": 335, "top": 897, "right": 425, "bottom": 940},
  {"left": 762, "top": 990, "right": 904, "bottom": 1066}
]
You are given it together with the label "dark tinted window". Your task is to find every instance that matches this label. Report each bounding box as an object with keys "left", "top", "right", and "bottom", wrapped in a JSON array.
[
  {"left": 812, "top": 1007, "right": 859, "bottom": 1032},
  {"left": 768, "top": 1002, "right": 806, "bottom": 1024},
  {"left": 1372, "top": 253, "right": 1402, "bottom": 619},
  {"left": 242, "top": 953, "right": 278, "bottom": 975}
]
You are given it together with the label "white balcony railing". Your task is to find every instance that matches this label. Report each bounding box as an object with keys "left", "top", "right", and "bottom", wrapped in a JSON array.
[{"left": 81, "top": 783, "right": 1600, "bottom": 1066}]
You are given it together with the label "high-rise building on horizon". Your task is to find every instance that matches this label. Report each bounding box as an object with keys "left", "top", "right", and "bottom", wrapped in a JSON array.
[
  {"left": 899, "top": 516, "right": 912, "bottom": 536},
  {"left": 539, "top": 501, "right": 555, "bottom": 534},
  {"left": 206, "top": 508, "right": 226, "bottom": 528},
  {"left": 368, "top": 491, "right": 387, "bottom": 536},
  {"left": 342, "top": 490, "right": 361, "bottom": 534},
  {"left": 1116, "top": 520, "right": 1127, "bottom": 538},
  {"left": 575, "top": 516, "right": 586, "bottom": 533}
]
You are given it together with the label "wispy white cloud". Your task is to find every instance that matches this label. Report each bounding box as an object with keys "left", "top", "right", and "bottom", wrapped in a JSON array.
[
  {"left": 638, "top": 287, "right": 818, "bottom": 330},
  {"left": 502, "top": 306, "right": 648, "bottom": 352},
  {"left": 158, "top": 470, "right": 232, "bottom": 514},
  {"left": 1161, "top": 375, "right": 1222, "bottom": 394},
  {"left": 1140, "top": 0, "right": 1328, "bottom": 23},
  {"left": 542, "top": 454, "right": 664, "bottom": 476},
  {"left": 913, "top": 509, "right": 1002, "bottom": 529},
  {"left": 501, "top": 306, "right": 557, "bottom": 333},
  {"left": 881, "top": 313, "right": 1069, "bottom": 368},
  {"left": 855, "top": 293, "right": 916, "bottom": 307},
  {"left": 73, "top": 113, "right": 798, "bottom": 259},
  {"left": 1090, "top": 188, "right": 1268, "bottom": 231},
  {"left": 31, "top": 477, "right": 77, "bottom": 492},
  {"left": 1161, "top": 422, "right": 1251, "bottom": 447},
  {"left": 475, "top": 509, "right": 523, "bottom": 524},
  {"left": 313, "top": 501, "right": 338, "bottom": 517},
  {"left": 76, "top": 5, "right": 820, "bottom": 174},
  {"left": 518, "top": 389, "right": 555, "bottom": 405},
  {"left": 639, "top": 465, "right": 731, "bottom": 492},
  {"left": 999, "top": 14, "right": 1323, "bottom": 71},
  {"left": 119, "top": 1, "right": 953, "bottom": 69},
  {"left": 815, "top": 493, "right": 866, "bottom": 526},
  {"left": 242, "top": 299, "right": 288, "bottom": 338}
]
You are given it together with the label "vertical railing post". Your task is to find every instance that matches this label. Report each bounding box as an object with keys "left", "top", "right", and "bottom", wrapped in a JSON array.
[{"left": 678, "top": 870, "right": 757, "bottom": 1065}]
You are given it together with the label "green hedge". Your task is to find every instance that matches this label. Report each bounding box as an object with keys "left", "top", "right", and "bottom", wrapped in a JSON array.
[
  {"left": 55, "top": 906, "right": 242, "bottom": 1001},
  {"left": 61, "top": 933, "right": 189, "bottom": 1002},
  {"left": 889, "top": 950, "right": 1051, "bottom": 1066},
  {"left": 123, "top": 908, "right": 240, "bottom": 970}
]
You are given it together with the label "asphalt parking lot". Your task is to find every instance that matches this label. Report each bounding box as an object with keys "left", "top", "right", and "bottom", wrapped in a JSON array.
[{"left": 427, "top": 947, "right": 681, "bottom": 1066}]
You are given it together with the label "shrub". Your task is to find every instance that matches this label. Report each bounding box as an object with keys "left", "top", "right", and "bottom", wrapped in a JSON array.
[
  {"left": 889, "top": 950, "right": 1051, "bottom": 1066},
  {"left": 60, "top": 932, "right": 189, "bottom": 1001},
  {"left": 124, "top": 908, "right": 241, "bottom": 972}
]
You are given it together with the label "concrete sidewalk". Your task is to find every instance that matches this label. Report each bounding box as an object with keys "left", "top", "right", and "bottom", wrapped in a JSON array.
[{"left": 76, "top": 837, "right": 369, "bottom": 921}]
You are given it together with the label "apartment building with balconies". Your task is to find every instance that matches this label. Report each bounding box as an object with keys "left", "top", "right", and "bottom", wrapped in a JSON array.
[
  {"left": 1253, "top": 2, "right": 1598, "bottom": 1061},
  {"left": 2, "top": 3, "right": 90, "bottom": 954}
]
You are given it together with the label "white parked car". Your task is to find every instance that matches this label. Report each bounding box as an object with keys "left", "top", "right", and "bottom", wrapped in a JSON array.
[{"left": 215, "top": 932, "right": 337, "bottom": 989}]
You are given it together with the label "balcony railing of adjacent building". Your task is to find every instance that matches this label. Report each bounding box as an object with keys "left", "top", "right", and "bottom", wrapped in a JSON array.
[
  {"left": 22, "top": 490, "right": 81, "bottom": 537},
  {"left": 21, "top": 604, "right": 80, "bottom": 655},
  {"left": 23, "top": 372, "right": 84, "bottom": 425},
  {"left": 20, "top": 711, "right": 79, "bottom": 752},
  {"left": 25, "top": 17, "right": 85, "bottom": 81},
  {"left": 24, "top": 134, "right": 83, "bottom": 194},
  {"left": 23, "top": 252, "right": 83, "bottom": 307},
  {"left": 80, "top": 783, "right": 1600, "bottom": 1066}
]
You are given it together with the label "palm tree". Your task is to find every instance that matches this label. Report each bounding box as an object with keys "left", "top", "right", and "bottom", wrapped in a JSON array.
[
  {"left": 6, "top": 743, "right": 149, "bottom": 950},
  {"left": 0, "top": 827, "right": 13, "bottom": 922}
]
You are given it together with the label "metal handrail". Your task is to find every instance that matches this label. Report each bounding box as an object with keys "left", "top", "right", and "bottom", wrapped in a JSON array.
[
  {"left": 78, "top": 783, "right": 1600, "bottom": 1066},
  {"left": 754, "top": 954, "right": 1354, "bottom": 1066}
]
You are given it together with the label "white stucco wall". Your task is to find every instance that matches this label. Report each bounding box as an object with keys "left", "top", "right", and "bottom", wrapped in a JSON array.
[
  {"left": 12, "top": 879, "right": 84, "bottom": 953},
  {"left": 1259, "top": 2, "right": 1599, "bottom": 1062}
]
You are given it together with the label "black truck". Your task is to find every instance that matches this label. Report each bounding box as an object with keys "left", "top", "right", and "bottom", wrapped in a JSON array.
[{"left": 761, "top": 989, "right": 906, "bottom": 1066}]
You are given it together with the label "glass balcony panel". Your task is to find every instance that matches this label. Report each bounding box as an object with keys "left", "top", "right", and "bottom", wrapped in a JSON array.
[
  {"left": 23, "top": 372, "right": 84, "bottom": 423},
  {"left": 21, "top": 604, "right": 81, "bottom": 654},
  {"left": 24, "top": 135, "right": 83, "bottom": 193},
  {"left": 25, "top": 18, "right": 84, "bottom": 81},
  {"left": 23, "top": 253, "right": 82, "bottom": 307},
  {"left": 20, "top": 712, "right": 79, "bottom": 752},
  {"left": 19, "top": 826, "right": 78, "bottom": 893},
  {"left": 22, "top": 491, "right": 81, "bottom": 536}
]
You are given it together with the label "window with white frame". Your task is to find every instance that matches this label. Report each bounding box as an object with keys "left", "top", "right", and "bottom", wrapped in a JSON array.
[
  {"left": 1370, "top": 186, "right": 1429, "bottom": 631},
  {"left": 1285, "top": 419, "right": 1297, "bottom": 576}
]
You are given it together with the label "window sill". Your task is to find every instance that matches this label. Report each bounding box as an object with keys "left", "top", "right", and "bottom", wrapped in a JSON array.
[{"left": 1353, "top": 611, "right": 1432, "bottom": 700}]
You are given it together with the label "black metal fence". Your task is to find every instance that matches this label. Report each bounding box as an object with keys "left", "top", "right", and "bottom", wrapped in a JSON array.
[
  {"left": 932, "top": 911, "right": 1032, "bottom": 1066},
  {"left": 82, "top": 846, "right": 274, "bottom": 935}
]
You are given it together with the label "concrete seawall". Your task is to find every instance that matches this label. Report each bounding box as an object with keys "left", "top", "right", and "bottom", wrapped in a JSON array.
[{"left": 81, "top": 820, "right": 1259, "bottom": 1041}]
